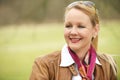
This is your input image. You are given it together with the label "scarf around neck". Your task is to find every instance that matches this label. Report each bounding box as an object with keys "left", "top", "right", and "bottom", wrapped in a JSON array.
[{"left": 68, "top": 45, "right": 96, "bottom": 80}]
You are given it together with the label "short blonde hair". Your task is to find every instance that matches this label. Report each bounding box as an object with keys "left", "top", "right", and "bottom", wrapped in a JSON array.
[{"left": 65, "top": 1, "right": 99, "bottom": 50}]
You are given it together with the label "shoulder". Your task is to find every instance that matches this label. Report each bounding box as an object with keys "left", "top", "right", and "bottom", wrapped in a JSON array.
[
  {"left": 30, "top": 51, "right": 61, "bottom": 79},
  {"left": 97, "top": 53, "right": 117, "bottom": 75},
  {"left": 97, "top": 53, "right": 116, "bottom": 66},
  {"left": 97, "top": 53, "right": 114, "bottom": 62},
  {"left": 34, "top": 51, "right": 61, "bottom": 65}
]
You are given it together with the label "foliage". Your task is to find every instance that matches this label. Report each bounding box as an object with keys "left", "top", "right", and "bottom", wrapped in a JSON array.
[{"left": 0, "top": 0, "right": 120, "bottom": 25}]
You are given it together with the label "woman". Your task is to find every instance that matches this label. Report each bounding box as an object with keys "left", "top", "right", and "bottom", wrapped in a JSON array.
[{"left": 30, "top": 1, "right": 117, "bottom": 80}]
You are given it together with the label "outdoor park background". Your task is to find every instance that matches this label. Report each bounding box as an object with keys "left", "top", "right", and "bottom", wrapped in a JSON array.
[{"left": 0, "top": 0, "right": 120, "bottom": 80}]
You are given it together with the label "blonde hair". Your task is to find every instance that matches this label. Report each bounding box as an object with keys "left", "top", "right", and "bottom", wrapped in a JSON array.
[{"left": 65, "top": 1, "right": 99, "bottom": 50}]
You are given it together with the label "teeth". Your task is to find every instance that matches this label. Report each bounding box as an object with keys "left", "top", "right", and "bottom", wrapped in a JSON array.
[{"left": 70, "top": 38, "right": 80, "bottom": 43}]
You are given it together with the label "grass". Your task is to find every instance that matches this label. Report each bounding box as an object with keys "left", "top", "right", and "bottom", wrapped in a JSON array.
[{"left": 0, "top": 21, "right": 120, "bottom": 80}]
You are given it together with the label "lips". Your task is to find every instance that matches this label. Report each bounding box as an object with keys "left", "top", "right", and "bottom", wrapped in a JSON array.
[{"left": 70, "top": 38, "right": 82, "bottom": 43}]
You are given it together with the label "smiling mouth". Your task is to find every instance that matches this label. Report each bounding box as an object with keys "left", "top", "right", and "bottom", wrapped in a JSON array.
[{"left": 70, "top": 38, "right": 82, "bottom": 43}]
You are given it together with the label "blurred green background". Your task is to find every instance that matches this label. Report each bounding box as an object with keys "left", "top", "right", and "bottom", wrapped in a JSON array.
[{"left": 0, "top": 0, "right": 120, "bottom": 80}]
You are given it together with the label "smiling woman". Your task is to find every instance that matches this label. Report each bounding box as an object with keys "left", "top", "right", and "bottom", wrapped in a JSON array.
[
  {"left": 64, "top": 8, "right": 99, "bottom": 61},
  {"left": 29, "top": 1, "right": 117, "bottom": 80}
]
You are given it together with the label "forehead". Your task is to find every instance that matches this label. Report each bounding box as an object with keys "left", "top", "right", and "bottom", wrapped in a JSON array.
[{"left": 65, "top": 8, "right": 91, "bottom": 24}]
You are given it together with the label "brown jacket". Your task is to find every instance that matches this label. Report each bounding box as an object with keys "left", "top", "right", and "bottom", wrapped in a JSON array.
[{"left": 29, "top": 51, "right": 117, "bottom": 80}]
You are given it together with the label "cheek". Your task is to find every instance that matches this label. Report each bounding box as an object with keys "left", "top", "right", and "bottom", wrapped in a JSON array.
[
  {"left": 81, "top": 30, "right": 93, "bottom": 38},
  {"left": 64, "top": 29, "right": 71, "bottom": 44},
  {"left": 64, "top": 28, "right": 69, "bottom": 36}
]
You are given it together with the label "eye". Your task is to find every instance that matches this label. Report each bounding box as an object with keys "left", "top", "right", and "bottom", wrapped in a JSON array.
[
  {"left": 78, "top": 25, "right": 85, "bottom": 28},
  {"left": 65, "top": 25, "right": 72, "bottom": 28}
]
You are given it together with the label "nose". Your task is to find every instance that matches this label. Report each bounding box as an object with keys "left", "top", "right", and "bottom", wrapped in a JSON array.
[{"left": 70, "top": 27, "right": 78, "bottom": 35}]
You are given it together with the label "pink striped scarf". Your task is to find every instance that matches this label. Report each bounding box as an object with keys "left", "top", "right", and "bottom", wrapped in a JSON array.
[{"left": 68, "top": 45, "right": 96, "bottom": 80}]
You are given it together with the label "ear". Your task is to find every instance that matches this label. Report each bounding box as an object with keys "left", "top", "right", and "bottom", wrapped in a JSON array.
[{"left": 93, "top": 24, "right": 99, "bottom": 38}]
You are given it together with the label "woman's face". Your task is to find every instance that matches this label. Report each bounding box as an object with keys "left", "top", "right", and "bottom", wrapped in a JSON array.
[{"left": 64, "top": 8, "right": 99, "bottom": 52}]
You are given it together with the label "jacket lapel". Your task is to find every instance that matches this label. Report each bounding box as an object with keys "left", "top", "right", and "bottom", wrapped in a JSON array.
[
  {"left": 59, "top": 66, "right": 72, "bottom": 80},
  {"left": 94, "top": 65, "right": 104, "bottom": 80}
]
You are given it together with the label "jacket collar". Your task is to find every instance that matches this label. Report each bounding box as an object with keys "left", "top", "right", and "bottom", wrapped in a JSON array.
[{"left": 60, "top": 44, "right": 101, "bottom": 67}]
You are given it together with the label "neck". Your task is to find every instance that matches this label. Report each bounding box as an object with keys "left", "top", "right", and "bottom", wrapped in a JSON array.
[{"left": 74, "top": 44, "right": 90, "bottom": 61}]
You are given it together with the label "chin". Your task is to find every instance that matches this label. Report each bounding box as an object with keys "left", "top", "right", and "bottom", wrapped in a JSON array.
[{"left": 69, "top": 44, "right": 80, "bottom": 51}]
